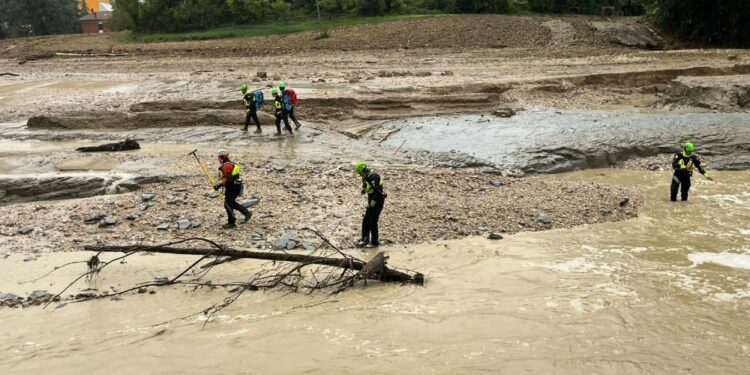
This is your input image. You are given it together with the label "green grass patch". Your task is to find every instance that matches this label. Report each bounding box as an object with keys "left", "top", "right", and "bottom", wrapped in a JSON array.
[{"left": 124, "top": 14, "right": 437, "bottom": 43}]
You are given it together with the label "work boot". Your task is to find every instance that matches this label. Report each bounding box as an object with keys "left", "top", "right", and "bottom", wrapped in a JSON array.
[
  {"left": 355, "top": 239, "right": 368, "bottom": 248},
  {"left": 241, "top": 126, "right": 248, "bottom": 132},
  {"left": 365, "top": 243, "right": 379, "bottom": 248},
  {"left": 294, "top": 122, "right": 302, "bottom": 130},
  {"left": 240, "top": 210, "right": 252, "bottom": 224},
  {"left": 222, "top": 223, "right": 237, "bottom": 229},
  {"left": 254, "top": 128, "right": 262, "bottom": 133},
  {"left": 274, "top": 132, "right": 282, "bottom": 136}
]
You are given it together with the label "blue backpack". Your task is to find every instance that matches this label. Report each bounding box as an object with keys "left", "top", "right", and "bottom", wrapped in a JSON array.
[
  {"left": 252, "top": 90, "right": 264, "bottom": 109},
  {"left": 282, "top": 92, "right": 293, "bottom": 111}
]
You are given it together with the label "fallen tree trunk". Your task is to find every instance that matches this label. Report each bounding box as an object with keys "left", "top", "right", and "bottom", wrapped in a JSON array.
[
  {"left": 76, "top": 139, "right": 140, "bottom": 152},
  {"left": 83, "top": 244, "right": 424, "bottom": 285}
]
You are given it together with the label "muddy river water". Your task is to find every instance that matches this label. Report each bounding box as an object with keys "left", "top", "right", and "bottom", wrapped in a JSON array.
[{"left": 1, "top": 169, "right": 748, "bottom": 374}]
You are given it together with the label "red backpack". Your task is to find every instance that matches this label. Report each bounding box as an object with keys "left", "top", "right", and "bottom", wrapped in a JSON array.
[{"left": 287, "top": 88, "right": 298, "bottom": 106}]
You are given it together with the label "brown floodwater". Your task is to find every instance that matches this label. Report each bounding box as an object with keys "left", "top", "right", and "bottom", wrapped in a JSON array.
[{"left": 0, "top": 169, "right": 748, "bottom": 374}]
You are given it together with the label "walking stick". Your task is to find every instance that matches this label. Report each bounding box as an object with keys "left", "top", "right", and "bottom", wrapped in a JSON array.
[{"left": 188, "top": 149, "right": 225, "bottom": 203}]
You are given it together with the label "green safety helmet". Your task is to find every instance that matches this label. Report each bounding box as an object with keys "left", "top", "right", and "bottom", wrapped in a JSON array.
[
  {"left": 278, "top": 82, "right": 286, "bottom": 90},
  {"left": 354, "top": 161, "right": 366, "bottom": 174},
  {"left": 271, "top": 88, "right": 279, "bottom": 95},
  {"left": 684, "top": 142, "right": 695, "bottom": 152},
  {"left": 240, "top": 84, "right": 248, "bottom": 94}
]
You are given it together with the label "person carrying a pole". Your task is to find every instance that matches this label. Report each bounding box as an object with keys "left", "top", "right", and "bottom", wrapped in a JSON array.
[{"left": 214, "top": 149, "right": 252, "bottom": 228}]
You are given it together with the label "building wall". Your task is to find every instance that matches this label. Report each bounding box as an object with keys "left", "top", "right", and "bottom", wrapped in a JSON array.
[
  {"left": 81, "top": 21, "right": 110, "bottom": 34},
  {"left": 81, "top": 0, "right": 110, "bottom": 13}
]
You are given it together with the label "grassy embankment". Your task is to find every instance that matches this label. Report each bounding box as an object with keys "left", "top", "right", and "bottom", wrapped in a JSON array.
[{"left": 125, "top": 14, "right": 437, "bottom": 43}]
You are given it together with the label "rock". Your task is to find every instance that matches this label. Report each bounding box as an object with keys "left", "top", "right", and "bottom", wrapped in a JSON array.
[
  {"left": 208, "top": 191, "right": 218, "bottom": 199},
  {"left": 600, "top": 208, "right": 612, "bottom": 216},
  {"left": 84, "top": 214, "right": 104, "bottom": 225},
  {"left": 479, "top": 167, "right": 502, "bottom": 175},
  {"left": 191, "top": 222, "right": 202, "bottom": 228},
  {"left": 177, "top": 218, "right": 191, "bottom": 230},
  {"left": 156, "top": 223, "right": 170, "bottom": 230},
  {"left": 488, "top": 232, "right": 504, "bottom": 240},
  {"left": 99, "top": 217, "right": 117, "bottom": 227},
  {"left": 619, "top": 197, "right": 630, "bottom": 207},
  {"left": 0, "top": 292, "right": 19, "bottom": 301},
  {"left": 30, "top": 290, "right": 50, "bottom": 299},
  {"left": 589, "top": 21, "right": 664, "bottom": 49},
  {"left": 252, "top": 233, "right": 264, "bottom": 241},
  {"left": 272, "top": 166, "right": 286, "bottom": 173},
  {"left": 493, "top": 108, "right": 516, "bottom": 118},
  {"left": 126, "top": 213, "right": 139, "bottom": 221},
  {"left": 256, "top": 71, "right": 267, "bottom": 78},
  {"left": 241, "top": 198, "right": 260, "bottom": 208},
  {"left": 138, "top": 287, "right": 147, "bottom": 294},
  {"left": 501, "top": 169, "right": 525, "bottom": 178},
  {"left": 488, "top": 179, "right": 504, "bottom": 187},
  {"left": 536, "top": 216, "right": 552, "bottom": 225},
  {"left": 302, "top": 241, "right": 316, "bottom": 251},
  {"left": 141, "top": 192, "right": 156, "bottom": 202},
  {"left": 23, "top": 256, "right": 35, "bottom": 262},
  {"left": 274, "top": 232, "right": 299, "bottom": 250},
  {"left": 167, "top": 198, "right": 187, "bottom": 205},
  {"left": 17, "top": 226, "right": 33, "bottom": 234}
]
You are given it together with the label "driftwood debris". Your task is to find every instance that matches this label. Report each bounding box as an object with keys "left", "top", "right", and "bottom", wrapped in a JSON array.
[
  {"left": 76, "top": 138, "right": 140, "bottom": 152},
  {"left": 43, "top": 236, "right": 423, "bottom": 324},
  {"left": 82, "top": 243, "right": 423, "bottom": 284}
]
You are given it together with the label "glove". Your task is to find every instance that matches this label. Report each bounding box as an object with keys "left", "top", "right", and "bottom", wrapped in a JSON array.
[
  {"left": 369, "top": 200, "right": 376, "bottom": 208},
  {"left": 213, "top": 183, "right": 222, "bottom": 191}
]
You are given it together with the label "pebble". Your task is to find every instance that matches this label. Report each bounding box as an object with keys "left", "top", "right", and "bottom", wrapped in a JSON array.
[
  {"left": 17, "top": 226, "right": 34, "bottom": 235},
  {"left": 141, "top": 193, "right": 156, "bottom": 202},
  {"left": 241, "top": 198, "right": 260, "bottom": 208},
  {"left": 177, "top": 218, "right": 191, "bottom": 230},
  {"left": 156, "top": 223, "right": 170, "bottom": 230},
  {"left": 619, "top": 197, "right": 630, "bottom": 206},
  {"left": 489, "top": 179, "right": 504, "bottom": 187},
  {"left": 99, "top": 217, "right": 117, "bottom": 227},
  {"left": 30, "top": 290, "right": 50, "bottom": 299},
  {"left": 84, "top": 214, "right": 104, "bottom": 225},
  {"left": 600, "top": 208, "right": 612, "bottom": 216},
  {"left": 126, "top": 213, "right": 139, "bottom": 221},
  {"left": 0, "top": 292, "right": 19, "bottom": 301},
  {"left": 536, "top": 216, "right": 552, "bottom": 225},
  {"left": 488, "top": 232, "right": 504, "bottom": 240}
]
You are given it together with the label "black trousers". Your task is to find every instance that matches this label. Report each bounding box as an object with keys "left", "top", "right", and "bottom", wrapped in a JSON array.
[
  {"left": 275, "top": 112, "right": 292, "bottom": 134},
  {"left": 224, "top": 183, "right": 251, "bottom": 224},
  {"left": 244, "top": 109, "right": 260, "bottom": 130},
  {"left": 288, "top": 107, "right": 301, "bottom": 127},
  {"left": 361, "top": 202, "right": 383, "bottom": 246},
  {"left": 670, "top": 172, "right": 691, "bottom": 201}
]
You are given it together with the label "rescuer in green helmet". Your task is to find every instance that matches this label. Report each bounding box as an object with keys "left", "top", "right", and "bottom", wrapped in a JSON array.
[
  {"left": 272, "top": 88, "right": 293, "bottom": 136},
  {"left": 671, "top": 142, "right": 714, "bottom": 201},
  {"left": 279, "top": 82, "right": 302, "bottom": 130},
  {"left": 354, "top": 161, "right": 386, "bottom": 247},
  {"left": 240, "top": 84, "right": 262, "bottom": 133}
]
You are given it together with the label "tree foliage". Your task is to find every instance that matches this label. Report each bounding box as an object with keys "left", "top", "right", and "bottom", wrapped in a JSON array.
[
  {"left": 0, "top": 0, "right": 80, "bottom": 38},
  {"left": 651, "top": 0, "right": 750, "bottom": 46}
]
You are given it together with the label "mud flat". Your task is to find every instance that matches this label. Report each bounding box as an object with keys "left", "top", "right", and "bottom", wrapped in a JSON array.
[
  {"left": 659, "top": 74, "right": 750, "bottom": 110},
  {"left": 380, "top": 109, "right": 750, "bottom": 173}
]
